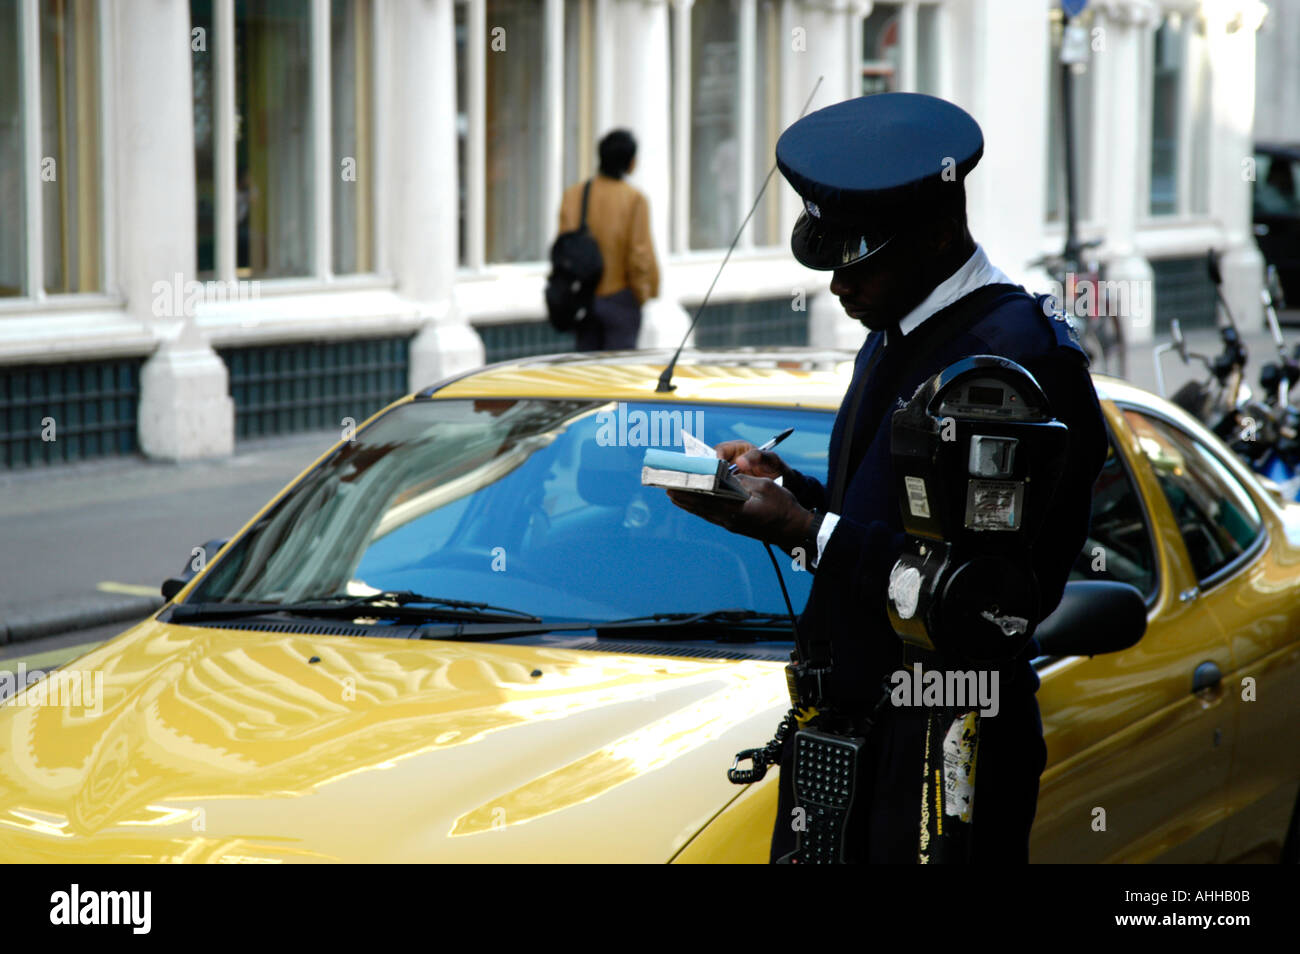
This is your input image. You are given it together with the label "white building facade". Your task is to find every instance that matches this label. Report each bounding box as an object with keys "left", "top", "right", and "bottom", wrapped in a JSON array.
[
  {"left": 0, "top": 0, "right": 1269, "bottom": 465},
  {"left": 1255, "top": 0, "right": 1300, "bottom": 142}
]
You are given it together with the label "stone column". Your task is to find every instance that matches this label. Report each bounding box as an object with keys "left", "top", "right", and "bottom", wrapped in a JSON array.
[
  {"left": 122, "top": 0, "right": 235, "bottom": 460},
  {"left": 1205, "top": 1, "right": 1268, "bottom": 331},
  {"left": 611, "top": 0, "right": 691, "bottom": 349},
  {"left": 393, "top": 0, "right": 485, "bottom": 391},
  {"left": 1092, "top": 1, "right": 1158, "bottom": 344},
  {"left": 796, "top": 0, "right": 867, "bottom": 350},
  {"left": 950, "top": 0, "right": 1052, "bottom": 283}
]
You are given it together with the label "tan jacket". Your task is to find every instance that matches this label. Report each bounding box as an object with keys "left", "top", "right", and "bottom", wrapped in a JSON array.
[{"left": 558, "top": 174, "right": 660, "bottom": 305}]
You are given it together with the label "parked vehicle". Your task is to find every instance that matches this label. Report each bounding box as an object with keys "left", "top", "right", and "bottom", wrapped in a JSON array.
[
  {"left": 1253, "top": 142, "right": 1300, "bottom": 310},
  {"left": 1156, "top": 251, "right": 1300, "bottom": 501},
  {"left": 0, "top": 349, "right": 1296, "bottom": 862}
]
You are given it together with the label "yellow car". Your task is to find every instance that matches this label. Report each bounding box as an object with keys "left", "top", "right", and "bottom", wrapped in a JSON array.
[{"left": 0, "top": 349, "right": 1296, "bottom": 863}]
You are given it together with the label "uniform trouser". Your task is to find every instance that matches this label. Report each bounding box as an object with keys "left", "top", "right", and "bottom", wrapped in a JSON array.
[
  {"left": 769, "top": 687, "right": 1047, "bottom": 863},
  {"left": 576, "top": 287, "right": 641, "bottom": 351}
]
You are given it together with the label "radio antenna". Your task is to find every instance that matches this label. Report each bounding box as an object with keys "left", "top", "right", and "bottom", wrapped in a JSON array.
[{"left": 655, "top": 76, "right": 825, "bottom": 393}]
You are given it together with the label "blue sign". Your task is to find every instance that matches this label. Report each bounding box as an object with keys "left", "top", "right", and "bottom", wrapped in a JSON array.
[{"left": 1061, "top": 0, "right": 1088, "bottom": 16}]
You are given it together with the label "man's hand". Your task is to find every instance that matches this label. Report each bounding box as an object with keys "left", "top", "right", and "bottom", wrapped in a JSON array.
[
  {"left": 667, "top": 475, "right": 812, "bottom": 553},
  {"left": 714, "top": 440, "right": 791, "bottom": 481}
]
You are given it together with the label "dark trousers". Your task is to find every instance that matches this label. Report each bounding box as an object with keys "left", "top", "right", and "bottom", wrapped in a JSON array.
[
  {"left": 769, "top": 688, "right": 1047, "bottom": 863},
  {"left": 576, "top": 287, "right": 642, "bottom": 351}
]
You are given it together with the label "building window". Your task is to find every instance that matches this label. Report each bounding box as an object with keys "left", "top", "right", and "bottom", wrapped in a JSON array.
[
  {"left": 455, "top": 1, "right": 469, "bottom": 266},
  {"left": 671, "top": 0, "right": 786, "bottom": 253},
  {"left": 238, "top": 0, "right": 314, "bottom": 278},
  {"left": 1149, "top": 15, "right": 1182, "bottom": 216},
  {"left": 193, "top": 0, "right": 217, "bottom": 279},
  {"left": 751, "top": 0, "right": 781, "bottom": 248},
  {"left": 331, "top": 0, "right": 374, "bottom": 275},
  {"left": 0, "top": 0, "right": 26, "bottom": 297},
  {"left": 218, "top": 336, "right": 410, "bottom": 439},
  {"left": 1, "top": 0, "right": 103, "bottom": 299},
  {"left": 458, "top": 0, "right": 591, "bottom": 268},
  {"left": 915, "top": 3, "right": 941, "bottom": 95},
  {"left": 1188, "top": 21, "right": 1211, "bottom": 217},
  {"left": 562, "top": 0, "right": 595, "bottom": 188},
  {"left": 690, "top": 0, "right": 740, "bottom": 251},
  {"left": 0, "top": 358, "right": 143, "bottom": 469},
  {"left": 861, "top": 2, "right": 944, "bottom": 97},
  {"left": 862, "top": 3, "right": 901, "bottom": 93},
  {"left": 1046, "top": 6, "right": 1095, "bottom": 224},
  {"left": 191, "top": 0, "right": 375, "bottom": 282},
  {"left": 1147, "top": 12, "right": 1210, "bottom": 218},
  {"left": 484, "top": 0, "right": 546, "bottom": 264}
]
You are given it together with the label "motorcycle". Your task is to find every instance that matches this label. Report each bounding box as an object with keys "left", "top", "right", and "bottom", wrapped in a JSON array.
[
  {"left": 1028, "top": 238, "right": 1127, "bottom": 379},
  {"left": 1247, "top": 265, "right": 1300, "bottom": 499},
  {"left": 1154, "top": 252, "right": 1300, "bottom": 500}
]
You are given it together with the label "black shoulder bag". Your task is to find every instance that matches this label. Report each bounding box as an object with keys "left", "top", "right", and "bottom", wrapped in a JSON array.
[{"left": 545, "top": 180, "right": 605, "bottom": 332}]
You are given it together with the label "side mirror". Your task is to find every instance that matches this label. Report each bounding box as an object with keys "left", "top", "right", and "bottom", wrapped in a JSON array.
[
  {"left": 1034, "top": 581, "right": 1147, "bottom": 657},
  {"left": 160, "top": 537, "right": 229, "bottom": 601}
]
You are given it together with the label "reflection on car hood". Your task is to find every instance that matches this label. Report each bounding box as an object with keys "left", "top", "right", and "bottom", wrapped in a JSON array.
[{"left": 0, "top": 619, "right": 787, "bottom": 862}]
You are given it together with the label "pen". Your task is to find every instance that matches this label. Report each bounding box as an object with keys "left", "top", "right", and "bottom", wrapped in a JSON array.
[{"left": 728, "top": 427, "right": 795, "bottom": 472}]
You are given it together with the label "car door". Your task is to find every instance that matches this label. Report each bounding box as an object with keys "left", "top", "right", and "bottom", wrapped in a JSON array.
[
  {"left": 1127, "top": 410, "right": 1300, "bottom": 863},
  {"left": 1030, "top": 404, "right": 1236, "bottom": 862}
]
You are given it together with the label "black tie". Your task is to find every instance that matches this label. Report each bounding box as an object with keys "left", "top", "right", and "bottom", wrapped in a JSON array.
[{"left": 828, "top": 321, "right": 900, "bottom": 513}]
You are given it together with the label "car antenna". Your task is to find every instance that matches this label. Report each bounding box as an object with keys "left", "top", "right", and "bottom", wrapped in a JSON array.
[{"left": 655, "top": 76, "right": 824, "bottom": 394}]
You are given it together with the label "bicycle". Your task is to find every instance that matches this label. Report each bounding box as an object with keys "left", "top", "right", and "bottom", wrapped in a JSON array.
[{"left": 1028, "top": 239, "right": 1127, "bottom": 379}]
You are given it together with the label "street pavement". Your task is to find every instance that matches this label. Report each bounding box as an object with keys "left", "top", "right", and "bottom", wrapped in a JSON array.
[
  {"left": 0, "top": 430, "right": 339, "bottom": 660},
  {"left": 1125, "top": 321, "right": 1288, "bottom": 400},
  {"left": 0, "top": 619, "right": 141, "bottom": 671}
]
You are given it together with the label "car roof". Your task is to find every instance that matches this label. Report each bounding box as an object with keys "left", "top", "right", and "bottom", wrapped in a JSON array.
[
  {"left": 423, "top": 347, "right": 859, "bottom": 410},
  {"left": 1090, "top": 374, "right": 1138, "bottom": 405},
  {"left": 422, "top": 346, "right": 1138, "bottom": 412}
]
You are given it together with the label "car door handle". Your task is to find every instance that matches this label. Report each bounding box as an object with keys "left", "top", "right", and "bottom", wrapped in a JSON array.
[
  {"left": 1179, "top": 587, "right": 1199, "bottom": 603},
  {"left": 1192, "top": 660, "right": 1223, "bottom": 697}
]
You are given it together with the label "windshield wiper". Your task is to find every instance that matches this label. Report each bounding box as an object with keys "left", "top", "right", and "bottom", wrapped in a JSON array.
[
  {"left": 166, "top": 600, "right": 793, "bottom": 642},
  {"left": 315, "top": 590, "right": 541, "bottom": 620},
  {"left": 403, "top": 609, "right": 798, "bottom": 642},
  {"left": 411, "top": 610, "right": 796, "bottom": 643},
  {"left": 169, "top": 590, "right": 541, "bottom": 625},
  {"left": 595, "top": 609, "right": 795, "bottom": 636}
]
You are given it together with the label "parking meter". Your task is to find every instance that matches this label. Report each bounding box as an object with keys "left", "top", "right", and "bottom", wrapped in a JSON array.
[{"left": 885, "top": 355, "right": 1069, "bottom": 665}]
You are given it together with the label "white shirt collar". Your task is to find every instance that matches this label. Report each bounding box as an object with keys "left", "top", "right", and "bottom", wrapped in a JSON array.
[{"left": 887, "top": 244, "right": 1014, "bottom": 344}]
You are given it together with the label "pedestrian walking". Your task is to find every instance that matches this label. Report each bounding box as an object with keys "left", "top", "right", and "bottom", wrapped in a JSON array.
[{"left": 556, "top": 129, "right": 660, "bottom": 351}]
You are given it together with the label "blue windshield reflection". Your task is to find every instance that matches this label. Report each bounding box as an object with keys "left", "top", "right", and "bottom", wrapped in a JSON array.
[{"left": 191, "top": 399, "right": 833, "bottom": 627}]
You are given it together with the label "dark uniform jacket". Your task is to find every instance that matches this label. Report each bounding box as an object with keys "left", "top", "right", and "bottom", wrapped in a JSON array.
[{"left": 772, "top": 282, "right": 1109, "bottom": 863}]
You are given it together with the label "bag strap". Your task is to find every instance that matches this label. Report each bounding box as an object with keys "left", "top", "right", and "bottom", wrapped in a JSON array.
[{"left": 579, "top": 179, "right": 593, "bottom": 230}]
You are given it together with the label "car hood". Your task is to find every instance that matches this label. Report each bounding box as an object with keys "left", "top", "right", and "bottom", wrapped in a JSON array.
[{"left": 0, "top": 620, "right": 787, "bottom": 862}]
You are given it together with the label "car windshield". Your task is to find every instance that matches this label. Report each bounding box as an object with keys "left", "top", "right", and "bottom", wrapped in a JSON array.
[{"left": 186, "top": 398, "right": 833, "bottom": 625}]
